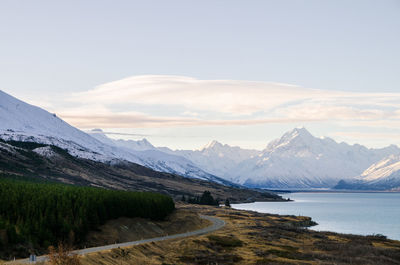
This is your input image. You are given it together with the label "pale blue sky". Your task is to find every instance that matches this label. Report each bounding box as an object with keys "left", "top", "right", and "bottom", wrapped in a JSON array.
[{"left": 1, "top": 1, "right": 399, "bottom": 149}]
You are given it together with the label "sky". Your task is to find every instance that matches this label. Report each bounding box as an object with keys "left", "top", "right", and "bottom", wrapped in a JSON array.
[{"left": 1, "top": 0, "right": 399, "bottom": 150}]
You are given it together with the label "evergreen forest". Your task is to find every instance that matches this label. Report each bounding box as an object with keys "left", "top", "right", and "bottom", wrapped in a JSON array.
[{"left": 0, "top": 177, "right": 175, "bottom": 250}]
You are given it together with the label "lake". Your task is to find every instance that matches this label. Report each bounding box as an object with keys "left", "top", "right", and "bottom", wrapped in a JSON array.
[{"left": 232, "top": 192, "right": 400, "bottom": 240}]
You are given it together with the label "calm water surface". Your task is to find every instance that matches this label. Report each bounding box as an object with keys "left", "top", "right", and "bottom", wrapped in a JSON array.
[{"left": 232, "top": 192, "right": 400, "bottom": 240}]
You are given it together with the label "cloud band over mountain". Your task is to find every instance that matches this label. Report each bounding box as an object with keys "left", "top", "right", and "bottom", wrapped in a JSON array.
[{"left": 62, "top": 75, "right": 400, "bottom": 129}]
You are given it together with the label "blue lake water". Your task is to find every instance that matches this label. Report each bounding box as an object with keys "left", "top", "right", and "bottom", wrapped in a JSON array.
[{"left": 232, "top": 192, "right": 400, "bottom": 240}]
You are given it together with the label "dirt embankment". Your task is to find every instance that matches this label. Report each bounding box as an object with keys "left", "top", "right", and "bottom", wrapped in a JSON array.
[{"left": 84, "top": 208, "right": 210, "bottom": 247}]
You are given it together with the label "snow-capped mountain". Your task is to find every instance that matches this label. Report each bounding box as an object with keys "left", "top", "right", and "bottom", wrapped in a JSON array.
[
  {"left": 0, "top": 90, "right": 114, "bottom": 161},
  {"left": 95, "top": 131, "right": 259, "bottom": 180},
  {"left": 0, "top": 90, "right": 233, "bottom": 185},
  {"left": 3, "top": 90, "right": 400, "bottom": 190},
  {"left": 86, "top": 129, "right": 233, "bottom": 185},
  {"left": 89, "top": 129, "right": 156, "bottom": 151},
  {"left": 335, "top": 155, "right": 400, "bottom": 191},
  {"left": 160, "top": 141, "right": 259, "bottom": 177},
  {"left": 88, "top": 126, "right": 400, "bottom": 190},
  {"left": 226, "top": 128, "right": 400, "bottom": 189},
  {"left": 115, "top": 138, "right": 155, "bottom": 151},
  {"left": 359, "top": 155, "right": 400, "bottom": 182}
]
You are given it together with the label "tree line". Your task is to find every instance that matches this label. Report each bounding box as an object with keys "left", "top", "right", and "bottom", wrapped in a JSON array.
[
  {"left": 0, "top": 178, "right": 175, "bottom": 250},
  {"left": 182, "top": 191, "right": 220, "bottom": 206}
]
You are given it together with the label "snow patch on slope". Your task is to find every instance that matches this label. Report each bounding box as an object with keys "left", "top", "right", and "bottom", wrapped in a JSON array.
[{"left": 33, "top": 146, "right": 58, "bottom": 158}]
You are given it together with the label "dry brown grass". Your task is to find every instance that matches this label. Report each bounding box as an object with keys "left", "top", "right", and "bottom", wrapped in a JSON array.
[
  {"left": 77, "top": 203, "right": 400, "bottom": 265},
  {"left": 48, "top": 243, "right": 80, "bottom": 265}
]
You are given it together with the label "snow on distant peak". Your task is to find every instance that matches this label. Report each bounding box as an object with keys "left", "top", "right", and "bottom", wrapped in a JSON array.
[
  {"left": 86, "top": 129, "right": 155, "bottom": 151},
  {"left": 227, "top": 127, "right": 400, "bottom": 189},
  {"left": 336, "top": 154, "right": 400, "bottom": 191},
  {"left": 201, "top": 140, "right": 223, "bottom": 150},
  {"left": 359, "top": 154, "right": 400, "bottom": 181},
  {"left": 264, "top": 127, "right": 315, "bottom": 152},
  {"left": 113, "top": 138, "right": 155, "bottom": 151},
  {"left": 281, "top": 127, "right": 313, "bottom": 141},
  {"left": 137, "top": 138, "right": 152, "bottom": 146}
]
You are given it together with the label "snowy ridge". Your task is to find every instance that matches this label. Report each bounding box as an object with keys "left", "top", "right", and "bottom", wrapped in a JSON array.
[
  {"left": 158, "top": 140, "right": 259, "bottom": 177},
  {"left": 90, "top": 129, "right": 156, "bottom": 151},
  {"left": 359, "top": 155, "right": 400, "bottom": 181},
  {"left": 0, "top": 90, "right": 113, "bottom": 162},
  {"left": 0, "top": 90, "right": 232, "bottom": 185},
  {"left": 335, "top": 155, "right": 400, "bottom": 191},
  {"left": 226, "top": 128, "right": 400, "bottom": 189},
  {"left": 86, "top": 130, "right": 234, "bottom": 185}
]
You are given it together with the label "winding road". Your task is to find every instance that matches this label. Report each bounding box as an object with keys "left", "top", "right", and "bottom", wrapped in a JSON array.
[{"left": 7, "top": 215, "right": 225, "bottom": 264}]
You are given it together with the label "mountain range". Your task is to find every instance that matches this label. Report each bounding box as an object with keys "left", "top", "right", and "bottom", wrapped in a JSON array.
[
  {"left": 1, "top": 90, "right": 400, "bottom": 191},
  {"left": 0, "top": 90, "right": 232, "bottom": 186},
  {"left": 89, "top": 127, "right": 400, "bottom": 190},
  {"left": 225, "top": 128, "right": 400, "bottom": 189}
]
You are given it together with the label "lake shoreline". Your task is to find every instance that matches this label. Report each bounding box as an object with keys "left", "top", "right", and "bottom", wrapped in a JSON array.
[
  {"left": 233, "top": 192, "right": 400, "bottom": 241},
  {"left": 74, "top": 203, "right": 400, "bottom": 264}
]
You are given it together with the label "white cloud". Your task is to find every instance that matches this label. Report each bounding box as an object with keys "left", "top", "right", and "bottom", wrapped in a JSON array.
[
  {"left": 278, "top": 103, "right": 391, "bottom": 121},
  {"left": 72, "top": 75, "right": 324, "bottom": 115},
  {"left": 58, "top": 75, "right": 400, "bottom": 129},
  {"left": 182, "top": 111, "right": 200, "bottom": 117},
  {"left": 61, "top": 112, "right": 320, "bottom": 129}
]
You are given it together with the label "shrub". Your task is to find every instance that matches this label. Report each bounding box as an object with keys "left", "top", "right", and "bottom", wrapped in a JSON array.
[{"left": 207, "top": 235, "right": 243, "bottom": 248}]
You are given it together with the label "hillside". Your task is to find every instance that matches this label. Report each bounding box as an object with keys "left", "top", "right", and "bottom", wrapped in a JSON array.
[
  {"left": 0, "top": 139, "right": 281, "bottom": 203},
  {"left": 335, "top": 155, "right": 400, "bottom": 191},
  {"left": 0, "top": 90, "right": 234, "bottom": 185},
  {"left": 0, "top": 177, "right": 175, "bottom": 259}
]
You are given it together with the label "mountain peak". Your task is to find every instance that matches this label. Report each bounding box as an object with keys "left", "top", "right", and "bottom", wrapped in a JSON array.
[
  {"left": 280, "top": 127, "right": 314, "bottom": 142},
  {"left": 202, "top": 140, "right": 223, "bottom": 150},
  {"left": 264, "top": 127, "right": 315, "bottom": 152},
  {"left": 136, "top": 138, "right": 152, "bottom": 146},
  {"left": 287, "top": 127, "right": 312, "bottom": 137}
]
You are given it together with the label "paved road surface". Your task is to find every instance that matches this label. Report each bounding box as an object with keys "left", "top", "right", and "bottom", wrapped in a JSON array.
[{"left": 7, "top": 215, "right": 225, "bottom": 264}]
